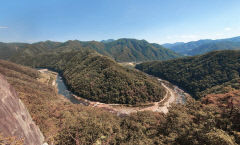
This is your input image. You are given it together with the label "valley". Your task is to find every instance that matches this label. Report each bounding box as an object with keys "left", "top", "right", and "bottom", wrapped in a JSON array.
[
  {"left": 38, "top": 68, "right": 189, "bottom": 115},
  {"left": 1, "top": 1, "right": 240, "bottom": 144},
  {"left": 1, "top": 34, "right": 240, "bottom": 145},
  {"left": 11, "top": 50, "right": 168, "bottom": 105},
  {"left": 1, "top": 49, "right": 240, "bottom": 144}
]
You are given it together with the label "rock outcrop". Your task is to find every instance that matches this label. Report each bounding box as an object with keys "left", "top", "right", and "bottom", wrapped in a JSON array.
[{"left": 0, "top": 74, "right": 44, "bottom": 145}]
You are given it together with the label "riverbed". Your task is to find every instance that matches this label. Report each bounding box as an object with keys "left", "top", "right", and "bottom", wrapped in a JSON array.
[
  {"left": 56, "top": 75, "right": 81, "bottom": 104},
  {"left": 39, "top": 69, "right": 189, "bottom": 115}
]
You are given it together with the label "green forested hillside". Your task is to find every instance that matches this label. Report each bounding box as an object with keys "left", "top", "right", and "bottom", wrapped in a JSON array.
[
  {"left": 0, "top": 42, "right": 27, "bottom": 59},
  {"left": 136, "top": 50, "right": 240, "bottom": 99},
  {"left": 2, "top": 39, "right": 180, "bottom": 62},
  {"left": 11, "top": 50, "right": 166, "bottom": 105},
  {"left": 104, "top": 39, "right": 180, "bottom": 62}
]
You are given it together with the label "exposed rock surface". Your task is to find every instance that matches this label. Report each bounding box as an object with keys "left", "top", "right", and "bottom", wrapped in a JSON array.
[{"left": 0, "top": 73, "right": 44, "bottom": 145}]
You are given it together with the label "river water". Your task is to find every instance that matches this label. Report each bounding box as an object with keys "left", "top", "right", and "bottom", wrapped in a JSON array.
[{"left": 56, "top": 75, "right": 81, "bottom": 104}]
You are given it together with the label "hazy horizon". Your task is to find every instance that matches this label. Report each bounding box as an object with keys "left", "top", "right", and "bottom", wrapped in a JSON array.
[
  {"left": 1, "top": 0, "right": 240, "bottom": 44},
  {"left": 1, "top": 35, "right": 240, "bottom": 45}
]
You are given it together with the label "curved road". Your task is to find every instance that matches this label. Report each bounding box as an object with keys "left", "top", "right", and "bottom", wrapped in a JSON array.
[{"left": 76, "top": 80, "right": 187, "bottom": 115}]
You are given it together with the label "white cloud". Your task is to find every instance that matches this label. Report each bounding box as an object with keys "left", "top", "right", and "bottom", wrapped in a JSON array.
[
  {"left": 224, "top": 27, "right": 231, "bottom": 31},
  {"left": 0, "top": 26, "right": 8, "bottom": 29}
]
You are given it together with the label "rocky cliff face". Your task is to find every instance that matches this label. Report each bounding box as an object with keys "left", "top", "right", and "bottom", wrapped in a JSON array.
[{"left": 0, "top": 74, "right": 44, "bottom": 145}]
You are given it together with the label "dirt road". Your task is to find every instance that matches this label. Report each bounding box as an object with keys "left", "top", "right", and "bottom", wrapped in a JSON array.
[{"left": 76, "top": 79, "right": 187, "bottom": 115}]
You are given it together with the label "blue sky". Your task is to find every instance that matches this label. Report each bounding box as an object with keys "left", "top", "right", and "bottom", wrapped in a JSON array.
[{"left": 0, "top": 0, "right": 240, "bottom": 44}]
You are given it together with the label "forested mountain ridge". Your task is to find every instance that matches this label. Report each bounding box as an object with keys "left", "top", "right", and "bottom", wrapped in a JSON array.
[
  {"left": 188, "top": 41, "right": 240, "bottom": 55},
  {"left": 136, "top": 50, "right": 240, "bottom": 100},
  {"left": 11, "top": 50, "right": 166, "bottom": 105},
  {"left": 163, "top": 39, "right": 212, "bottom": 55},
  {"left": 0, "top": 42, "right": 28, "bottom": 59},
  {"left": 163, "top": 36, "right": 240, "bottom": 56},
  {"left": 1, "top": 38, "right": 180, "bottom": 62},
  {"left": 103, "top": 38, "right": 180, "bottom": 62}
]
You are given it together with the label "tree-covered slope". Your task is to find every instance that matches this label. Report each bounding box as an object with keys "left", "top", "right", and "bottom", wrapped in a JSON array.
[
  {"left": 136, "top": 50, "right": 240, "bottom": 99},
  {"left": 0, "top": 42, "right": 28, "bottom": 59},
  {"left": 104, "top": 39, "right": 180, "bottom": 62},
  {"left": 12, "top": 50, "right": 166, "bottom": 105},
  {"left": 4, "top": 38, "right": 180, "bottom": 62}
]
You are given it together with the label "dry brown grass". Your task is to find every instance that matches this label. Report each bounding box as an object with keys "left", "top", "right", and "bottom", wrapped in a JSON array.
[
  {"left": 0, "top": 133, "right": 24, "bottom": 145},
  {"left": 202, "top": 90, "right": 240, "bottom": 108}
]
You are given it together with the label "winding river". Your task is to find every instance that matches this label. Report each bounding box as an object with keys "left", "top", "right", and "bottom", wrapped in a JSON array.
[
  {"left": 54, "top": 71, "right": 188, "bottom": 115},
  {"left": 37, "top": 68, "right": 188, "bottom": 114},
  {"left": 56, "top": 75, "right": 82, "bottom": 104}
]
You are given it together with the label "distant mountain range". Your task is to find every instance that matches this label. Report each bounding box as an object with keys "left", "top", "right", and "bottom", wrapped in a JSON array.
[
  {"left": 101, "top": 39, "right": 115, "bottom": 43},
  {"left": 163, "top": 36, "right": 240, "bottom": 56},
  {"left": 0, "top": 38, "right": 180, "bottom": 62}
]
